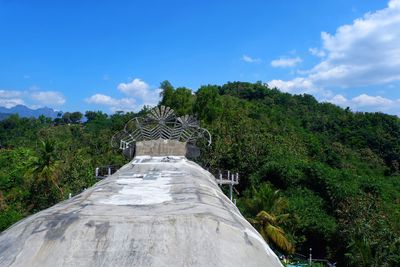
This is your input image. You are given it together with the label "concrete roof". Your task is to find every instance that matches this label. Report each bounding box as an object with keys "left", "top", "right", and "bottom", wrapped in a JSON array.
[{"left": 0, "top": 141, "right": 282, "bottom": 267}]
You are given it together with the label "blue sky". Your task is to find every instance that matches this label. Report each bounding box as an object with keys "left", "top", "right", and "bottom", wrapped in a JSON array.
[{"left": 1, "top": 0, "right": 400, "bottom": 114}]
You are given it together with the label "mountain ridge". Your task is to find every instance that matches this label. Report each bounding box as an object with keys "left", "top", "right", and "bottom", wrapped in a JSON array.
[{"left": 0, "top": 105, "right": 59, "bottom": 119}]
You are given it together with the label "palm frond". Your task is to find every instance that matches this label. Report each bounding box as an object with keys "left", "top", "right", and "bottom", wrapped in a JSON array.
[
  {"left": 256, "top": 210, "right": 277, "bottom": 224},
  {"left": 265, "top": 224, "right": 294, "bottom": 253}
]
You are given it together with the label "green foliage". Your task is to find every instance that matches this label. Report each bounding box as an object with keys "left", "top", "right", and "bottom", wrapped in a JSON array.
[
  {"left": 0, "top": 81, "right": 399, "bottom": 266},
  {"left": 193, "top": 85, "right": 222, "bottom": 122},
  {"left": 0, "top": 208, "right": 24, "bottom": 231},
  {"left": 285, "top": 188, "right": 337, "bottom": 257},
  {"left": 158, "top": 81, "right": 195, "bottom": 116},
  {"left": 239, "top": 183, "right": 294, "bottom": 253},
  {"left": 169, "top": 87, "right": 194, "bottom": 115},
  {"left": 338, "top": 193, "right": 400, "bottom": 267},
  {"left": 190, "top": 81, "right": 399, "bottom": 265},
  {"left": 28, "top": 140, "right": 63, "bottom": 200},
  {"left": 239, "top": 183, "right": 288, "bottom": 218},
  {"left": 61, "top": 111, "right": 83, "bottom": 124},
  {"left": 0, "top": 109, "right": 131, "bottom": 230},
  {"left": 159, "top": 80, "right": 175, "bottom": 107}
]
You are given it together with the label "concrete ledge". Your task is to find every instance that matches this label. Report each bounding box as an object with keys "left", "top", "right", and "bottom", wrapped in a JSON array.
[{"left": 135, "top": 139, "right": 187, "bottom": 156}]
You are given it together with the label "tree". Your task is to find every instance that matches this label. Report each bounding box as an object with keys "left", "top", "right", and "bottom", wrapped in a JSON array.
[
  {"left": 169, "top": 87, "right": 194, "bottom": 115},
  {"left": 239, "top": 183, "right": 294, "bottom": 254},
  {"left": 193, "top": 85, "right": 222, "bottom": 122},
  {"left": 285, "top": 188, "right": 337, "bottom": 259},
  {"left": 0, "top": 80, "right": 399, "bottom": 266},
  {"left": 85, "top": 111, "right": 108, "bottom": 122},
  {"left": 249, "top": 210, "right": 294, "bottom": 254},
  {"left": 69, "top": 112, "right": 83, "bottom": 124},
  {"left": 28, "top": 140, "right": 63, "bottom": 198},
  {"left": 338, "top": 193, "right": 400, "bottom": 267},
  {"left": 159, "top": 80, "right": 174, "bottom": 107},
  {"left": 62, "top": 112, "right": 71, "bottom": 123}
]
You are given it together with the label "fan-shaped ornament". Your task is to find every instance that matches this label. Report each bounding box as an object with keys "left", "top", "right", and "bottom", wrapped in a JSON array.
[{"left": 111, "top": 106, "right": 211, "bottom": 156}]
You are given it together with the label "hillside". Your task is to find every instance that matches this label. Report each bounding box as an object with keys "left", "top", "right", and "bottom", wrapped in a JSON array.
[{"left": 0, "top": 81, "right": 399, "bottom": 266}]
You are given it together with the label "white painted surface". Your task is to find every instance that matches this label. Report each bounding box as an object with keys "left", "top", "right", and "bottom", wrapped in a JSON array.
[
  {"left": 100, "top": 171, "right": 175, "bottom": 206},
  {"left": 244, "top": 228, "right": 276, "bottom": 256}
]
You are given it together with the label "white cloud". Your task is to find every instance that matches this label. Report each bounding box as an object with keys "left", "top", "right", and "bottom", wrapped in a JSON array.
[
  {"left": 271, "top": 57, "right": 302, "bottom": 68},
  {"left": 0, "top": 88, "right": 66, "bottom": 109},
  {"left": 352, "top": 94, "right": 393, "bottom": 107},
  {"left": 309, "top": 47, "right": 326, "bottom": 57},
  {"left": 0, "top": 98, "right": 25, "bottom": 108},
  {"left": 87, "top": 78, "right": 161, "bottom": 112},
  {"left": 118, "top": 78, "right": 150, "bottom": 98},
  {"left": 0, "top": 90, "right": 22, "bottom": 98},
  {"left": 325, "top": 93, "right": 400, "bottom": 114},
  {"left": 327, "top": 94, "right": 348, "bottom": 105},
  {"left": 242, "top": 55, "right": 262, "bottom": 63},
  {"left": 31, "top": 91, "right": 66, "bottom": 106},
  {"left": 268, "top": 78, "right": 317, "bottom": 93},
  {"left": 86, "top": 94, "right": 119, "bottom": 106},
  {"left": 117, "top": 78, "right": 160, "bottom": 106},
  {"left": 86, "top": 94, "right": 136, "bottom": 112},
  {"left": 390, "top": 0, "right": 400, "bottom": 8},
  {"left": 269, "top": 0, "right": 400, "bottom": 102}
]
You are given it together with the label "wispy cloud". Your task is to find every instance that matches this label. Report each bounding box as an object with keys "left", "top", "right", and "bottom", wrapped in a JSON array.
[
  {"left": 85, "top": 94, "right": 136, "bottom": 112},
  {"left": 351, "top": 94, "right": 393, "bottom": 107},
  {"left": 328, "top": 94, "right": 394, "bottom": 107},
  {"left": 271, "top": 57, "right": 302, "bottom": 68},
  {"left": 309, "top": 47, "right": 326, "bottom": 58},
  {"left": 86, "top": 78, "right": 161, "bottom": 112},
  {"left": 31, "top": 91, "right": 65, "bottom": 106},
  {"left": 0, "top": 90, "right": 22, "bottom": 98},
  {"left": 0, "top": 88, "right": 65, "bottom": 108},
  {"left": 242, "top": 54, "right": 262, "bottom": 63},
  {"left": 269, "top": 0, "right": 400, "bottom": 96},
  {"left": 325, "top": 93, "right": 400, "bottom": 114},
  {"left": 0, "top": 98, "right": 25, "bottom": 108}
]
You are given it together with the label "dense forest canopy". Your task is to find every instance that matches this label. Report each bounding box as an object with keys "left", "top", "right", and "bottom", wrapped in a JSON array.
[{"left": 0, "top": 81, "right": 399, "bottom": 266}]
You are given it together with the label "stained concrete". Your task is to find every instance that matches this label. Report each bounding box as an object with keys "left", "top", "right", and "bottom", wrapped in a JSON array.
[
  {"left": 0, "top": 141, "right": 283, "bottom": 267},
  {"left": 135, "top": 139, "right": 187, "bottom": 156}
]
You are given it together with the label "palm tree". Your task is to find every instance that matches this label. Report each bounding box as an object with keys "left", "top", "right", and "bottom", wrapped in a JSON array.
[
  {"left": 241, "top": 183, "right": 294, "bottom": 254},
  {"left": 28, "top": 140, "right": 63, "bottom": 196},
  {"left": 248, "top": 210, "right": 294, "bottom": 254}
]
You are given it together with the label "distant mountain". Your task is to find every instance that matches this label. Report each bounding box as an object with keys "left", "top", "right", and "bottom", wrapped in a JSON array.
[{"left": 0, "top": 105, "right": 59, "bottom": 119}]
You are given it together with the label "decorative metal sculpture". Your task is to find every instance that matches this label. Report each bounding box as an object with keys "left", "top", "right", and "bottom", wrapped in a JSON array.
[{"left": 111, "top": 106, "right": 211, "bottom": 151}]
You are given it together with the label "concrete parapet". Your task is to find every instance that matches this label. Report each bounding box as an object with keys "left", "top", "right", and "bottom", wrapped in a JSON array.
[{"left": 135, "top": 139, "right": 187, "bottom": 156}]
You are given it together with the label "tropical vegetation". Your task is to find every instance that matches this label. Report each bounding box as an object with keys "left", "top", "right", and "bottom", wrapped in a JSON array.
[{"left": 0, "top": 81, "right": 399, "bottom": 266}]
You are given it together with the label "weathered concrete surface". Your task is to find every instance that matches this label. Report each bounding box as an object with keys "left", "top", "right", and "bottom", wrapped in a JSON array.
[
  {"left": 0, "top": 154, "right": 282, "bottom": 266},
  {"left": 135, "top": 139, "right": 187, "bottom": 156}
]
